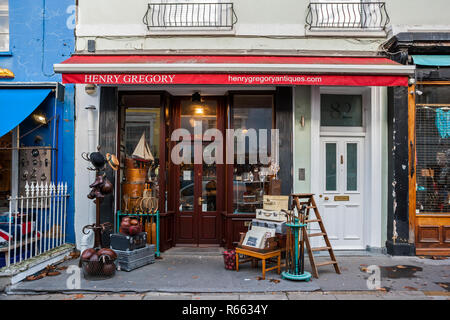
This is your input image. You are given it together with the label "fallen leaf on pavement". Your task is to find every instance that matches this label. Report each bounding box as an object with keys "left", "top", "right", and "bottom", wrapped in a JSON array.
[
  {"left": 269, "top": 279, "right": 280, "bottom": 283},
  {"left": 404, "top": 286, "right": 418, "bottom": 291},
  {"left": 192, "top": 276, "right": 199, "bottom": 279},
  {"left": 396, "top": 265, "right": 406, "bottom": 269},
  {"left": 73, "top": 294, "right": 85, "bottom": 300}
]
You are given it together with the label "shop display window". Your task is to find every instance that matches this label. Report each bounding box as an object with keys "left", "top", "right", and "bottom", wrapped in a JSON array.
[
  {"left": 231, "top": 94, "right": 277, "bottom": 214},
  {"left": 0, "top": 132, "right": 11, "bottom": 211},
  {"left": 416, "top": 84, "right": 450, "bottom": 214},
  {"left": 120, "top": 95, "right": 161, "bottom": 213}
]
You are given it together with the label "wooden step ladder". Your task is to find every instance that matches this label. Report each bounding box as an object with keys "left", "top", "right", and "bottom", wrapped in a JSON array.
[{"left": 291, "top": 193, "right": 341, "bottom": 279}]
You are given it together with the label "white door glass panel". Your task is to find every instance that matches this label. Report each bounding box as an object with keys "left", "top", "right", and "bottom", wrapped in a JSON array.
[
  {"left": 325, "top": 143, "right": 337, "bottom": 191},
  {"left": 346, "top": 143, "right": 358, "bottom": 191}
]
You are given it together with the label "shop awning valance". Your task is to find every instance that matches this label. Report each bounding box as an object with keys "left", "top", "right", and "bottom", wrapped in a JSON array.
[
  {"left": 412, "top": 55, "right": 450, "bottom": 67},
  {"left": 54, "top": 55, "right": 415, "bottom": 87},
  {"left": 0, "top": 88, "right": 52, "bottom": 138}
]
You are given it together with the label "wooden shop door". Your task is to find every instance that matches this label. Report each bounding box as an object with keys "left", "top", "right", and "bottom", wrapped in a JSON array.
[{"left": 174, "top": 96, "right": 224, "bottom": 246}]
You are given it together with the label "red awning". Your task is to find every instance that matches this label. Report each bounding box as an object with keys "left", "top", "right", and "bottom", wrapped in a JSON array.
[{"left": 54, "top": 55, "right": 415, "bottom": 87}]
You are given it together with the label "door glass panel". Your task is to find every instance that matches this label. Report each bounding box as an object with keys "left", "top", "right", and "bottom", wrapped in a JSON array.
[
  {"left": 181, "top": 99, "right": 217, "bottom": 136},
  {"left": 179, "top": 159, "right": 194, "bottom": 212},
  {"left": 347, "top": 143, "right": 358, "bottom": 191},
  {"left": 321, "top": 94, "right": 363, "bottom": 127},
  {"left": 325, "top": 143, "right": 337, "bottom": 191},
  {"left": 202, "top": 163, "right": 217, "bottom": 212}
]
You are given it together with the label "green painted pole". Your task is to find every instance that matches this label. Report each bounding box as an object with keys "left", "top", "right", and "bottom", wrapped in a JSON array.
[{"left": 156, "top": 210, "right": 160, "bottom": 257}]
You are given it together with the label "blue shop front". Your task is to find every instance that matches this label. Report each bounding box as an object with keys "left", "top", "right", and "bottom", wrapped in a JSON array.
[{"left": 0, "top": 0, "right": 75, "bottom": 267}]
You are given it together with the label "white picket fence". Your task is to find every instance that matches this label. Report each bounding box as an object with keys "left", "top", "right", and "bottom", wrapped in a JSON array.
[{"left": 3, "top": 182, "right": 69, "bottom": 267}]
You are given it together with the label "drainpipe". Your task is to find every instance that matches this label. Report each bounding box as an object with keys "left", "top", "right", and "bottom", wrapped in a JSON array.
[{"left": 80, "top": 105, "right": 97, "bottom": 252}]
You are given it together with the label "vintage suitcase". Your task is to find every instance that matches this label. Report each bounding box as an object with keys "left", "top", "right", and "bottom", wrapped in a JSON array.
[
  {"left": 256, "top": 208, "right": 288, "bottom": 222},
  {"left": 115, "top": 245, "right": 155, "bottom": 272},
  {"left": 252, "top": 218, "right": 287, "bottom": 234},
  {"left": 110, "top": 232, "right": 147, "bottom": 251},
  {"left": 263, "top": 195, "right": 289, "bottom": 212},
  {"left": 268, "top": 180, "right": 282, "bottom": 195}
]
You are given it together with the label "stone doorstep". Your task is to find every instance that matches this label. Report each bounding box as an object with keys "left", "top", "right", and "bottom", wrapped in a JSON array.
[
  {"left": 0, "top": 244, "right": 75, "bottom": 291},
  {"left": 423, "top": 291, "right": 450, "bottom": 296}
]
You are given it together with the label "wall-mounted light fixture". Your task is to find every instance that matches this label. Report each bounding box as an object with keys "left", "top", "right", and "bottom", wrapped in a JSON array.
[
  {"left": 85, "top": 84, "right": 97, "bottom": 95},
  {"left": 32, "top": 113, "right": 48, "bottom": 125},
  {"left": 192, "top": 92, "right": 201, "bottom": 102}
]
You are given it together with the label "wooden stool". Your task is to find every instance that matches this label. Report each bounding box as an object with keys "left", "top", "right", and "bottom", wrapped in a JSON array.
[{"left": 235, "top": 247, "right": 281, "bottom": 280}]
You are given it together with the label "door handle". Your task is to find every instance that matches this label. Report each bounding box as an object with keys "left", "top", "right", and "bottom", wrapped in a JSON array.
[
  {"left": 198, "top": 197, "right": 204, "bottom": 206},
  {"left": 324, "top": 197, "right": 329, "bottom": 201},
  {"left": 340, "top": 155, "right": 344, "bottom": 165}
]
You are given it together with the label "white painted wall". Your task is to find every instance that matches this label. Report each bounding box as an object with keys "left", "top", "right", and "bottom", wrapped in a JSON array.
[
  {"left": 74, "top": 85, "right": 100, "bottom": 249},
  {"left": 75, "top": 0, "right": 450, "bottom": 54}
]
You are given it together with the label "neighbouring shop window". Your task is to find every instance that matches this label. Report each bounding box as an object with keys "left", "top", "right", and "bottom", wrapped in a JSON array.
[
  {"left": 416, "top": 84, "right": 450, "bottom": 214},
  {"left": 0, "top": 132, "right": 11, "bottom": 212},
  {"left": 120, "top": 95, "right": 161, "bottom": 213},
  {"left": 321, "top": 94, "right": 363, "bottom": 127},
  {"left": 0, "top": 0, "right": 9, "bottom": 52},
  {"left": 232, "top": 94, "right": 277, "bottom": 214}
]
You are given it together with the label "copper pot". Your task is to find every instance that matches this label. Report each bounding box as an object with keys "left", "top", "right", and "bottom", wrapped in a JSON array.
[
  {"left": 125, "top": 168, "right": 147, "bottom": 183},
  {"left": 122, "top": 182, "right": 144, "bottom": 198},
  {"left": 101, "top": 178, "right": 113, "bottom": 195}
]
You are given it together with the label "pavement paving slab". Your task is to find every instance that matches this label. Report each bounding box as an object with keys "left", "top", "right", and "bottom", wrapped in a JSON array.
[{"left": 5, "top": 252, "right": 450, "bottom": 297}]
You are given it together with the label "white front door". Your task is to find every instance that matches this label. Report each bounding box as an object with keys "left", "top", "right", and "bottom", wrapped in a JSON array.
[{"left": 313, "top": 136, "right": 365, "bottom": 250}]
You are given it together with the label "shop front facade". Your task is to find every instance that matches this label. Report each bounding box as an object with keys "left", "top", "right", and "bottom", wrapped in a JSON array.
[
  {"left": 63, "top": 0, "right": 450, "bottom": 254},
  {"left": 72, "top": 82, "right": 293, "bottom": 250},
  {"left": 385, "top": 33, "right": 450, "bottom": 256},
  {"left": 0, "top": 0, "right": 76, "bottom": 262},
  {"left": 56, "top": 55, "right": 413, "bottom": 252}
]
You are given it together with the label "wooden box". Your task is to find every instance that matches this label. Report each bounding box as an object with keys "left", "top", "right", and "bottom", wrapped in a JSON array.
[{"left": 268, "top": 180, "right": 282, "bottom": 195}]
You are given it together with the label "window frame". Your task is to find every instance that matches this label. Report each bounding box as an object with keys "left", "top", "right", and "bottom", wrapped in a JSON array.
[{"left": 0, "top": 0, "right": 9, "bottom": 53}]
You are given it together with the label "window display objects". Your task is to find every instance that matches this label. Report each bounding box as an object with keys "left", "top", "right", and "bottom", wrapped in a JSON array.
[
  {"left": 241, "top": 229, "right": 267, "bottom": 249},
  {"left": 256, "top": 209, "right": 288, "bottom": 223}
]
